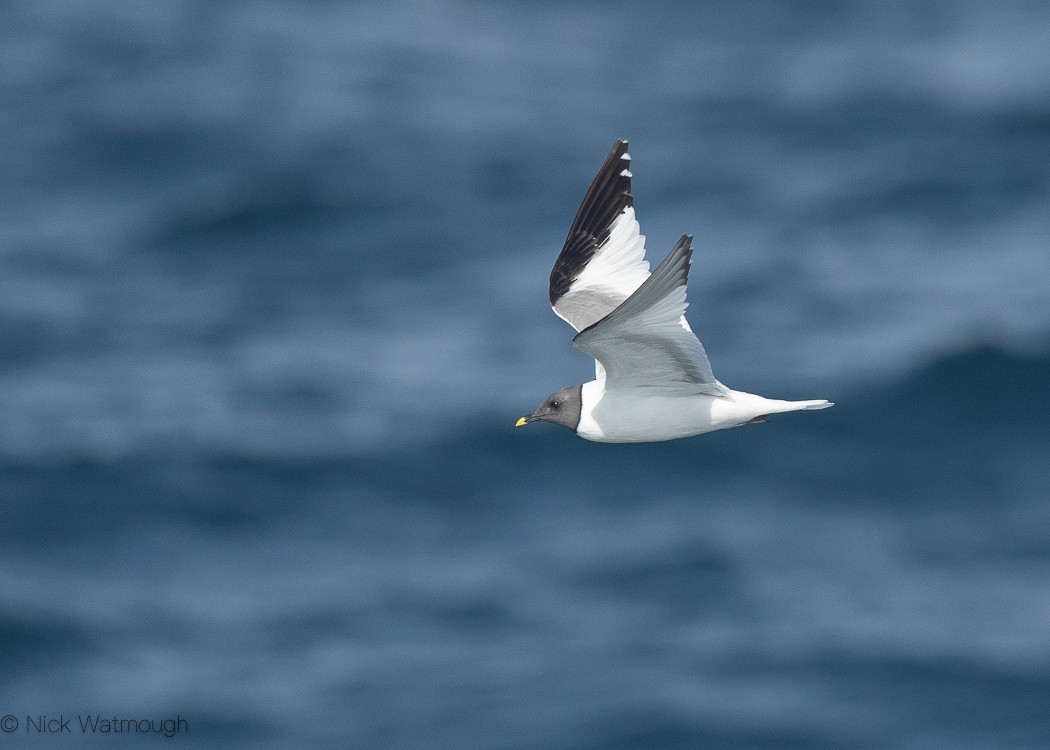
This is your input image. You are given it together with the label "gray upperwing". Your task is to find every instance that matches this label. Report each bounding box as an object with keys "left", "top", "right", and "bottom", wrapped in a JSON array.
[{"left": 572, "top": 235, "right": 724, "bottom": 394}]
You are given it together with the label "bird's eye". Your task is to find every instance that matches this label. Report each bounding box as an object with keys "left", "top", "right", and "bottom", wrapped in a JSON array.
[{"left": 551, "top": 400, "right": 561, "bottom": 409}]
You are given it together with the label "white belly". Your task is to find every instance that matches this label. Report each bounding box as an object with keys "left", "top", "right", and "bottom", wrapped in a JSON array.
[{"left": 575, "top": 381, "right": 814, "bottom": 443}]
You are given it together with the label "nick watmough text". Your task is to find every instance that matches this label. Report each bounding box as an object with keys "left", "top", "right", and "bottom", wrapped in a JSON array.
[{"left": 2, "top": 714, "right": 187, "bottom": 737}]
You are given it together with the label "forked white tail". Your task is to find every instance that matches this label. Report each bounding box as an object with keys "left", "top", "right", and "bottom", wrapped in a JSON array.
[{"left": 795, "top": 399, "right": 833, "bottom": 410}]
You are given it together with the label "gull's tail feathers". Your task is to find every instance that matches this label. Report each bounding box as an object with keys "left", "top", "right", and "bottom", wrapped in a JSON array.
[
  {"left": 752, "top": 398, "right": 834, "bottom": 418},
  {"left": 795, "top": 399, "right": 833, "bottom": 410}
]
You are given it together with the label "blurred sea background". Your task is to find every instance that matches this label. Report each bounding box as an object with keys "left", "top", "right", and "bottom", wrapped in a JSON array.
[{"left": 2, "top": 1, "right": 1050, "bottom": 748}]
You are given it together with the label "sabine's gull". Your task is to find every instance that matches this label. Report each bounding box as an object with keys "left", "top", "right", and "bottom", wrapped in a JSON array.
[{"left": 516, "top": 139, "right": 832, "bottom": 442}]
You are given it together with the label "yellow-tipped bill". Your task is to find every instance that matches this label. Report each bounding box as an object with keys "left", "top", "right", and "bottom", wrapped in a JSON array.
[{"left": 514, "top": 416, "right": 529, "bottom": 427}]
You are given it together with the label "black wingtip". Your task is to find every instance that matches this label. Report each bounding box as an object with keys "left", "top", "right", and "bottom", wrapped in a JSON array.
[{"left": 549, "top": 140, "right": 636, "bottom": 306}]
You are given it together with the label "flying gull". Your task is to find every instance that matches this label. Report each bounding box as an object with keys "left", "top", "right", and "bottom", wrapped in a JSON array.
[{"left": 515, "top": 139, "right": 832, "bottom": 442}]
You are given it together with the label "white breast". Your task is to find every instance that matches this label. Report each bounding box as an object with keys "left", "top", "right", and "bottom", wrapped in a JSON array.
[
  {"left": 576, "top": 381, "right": 815, "bottom": 443},
  {"left": 576, "top": 382, "right": 723, "bottom": 442}
]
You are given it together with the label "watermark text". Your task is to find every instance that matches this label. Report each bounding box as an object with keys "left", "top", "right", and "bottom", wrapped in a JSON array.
[{"left": 1, "top": 714, "right": 187, "bottom": 738}]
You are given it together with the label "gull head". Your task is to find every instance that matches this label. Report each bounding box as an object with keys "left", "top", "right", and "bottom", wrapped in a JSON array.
[{"left": 515, "top": 385, "right": 583, "bottom": 432}]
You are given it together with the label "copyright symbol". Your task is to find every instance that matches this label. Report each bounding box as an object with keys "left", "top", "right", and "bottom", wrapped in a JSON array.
[{"left": 0, "top": 715, "right": 17, "bottom": 732}]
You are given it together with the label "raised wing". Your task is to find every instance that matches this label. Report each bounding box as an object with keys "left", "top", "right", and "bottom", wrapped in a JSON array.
[
  {"left": 572, "top": 235, "right": 725, "bottom": 395},
  {"left": 549, "top": 139, "right": 651, "bottom": 333}
]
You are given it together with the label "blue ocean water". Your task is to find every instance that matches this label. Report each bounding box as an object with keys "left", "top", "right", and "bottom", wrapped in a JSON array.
[{"left": 2, "top": 1, "right": 1050, "bottom": 747}]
